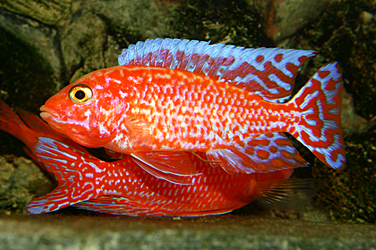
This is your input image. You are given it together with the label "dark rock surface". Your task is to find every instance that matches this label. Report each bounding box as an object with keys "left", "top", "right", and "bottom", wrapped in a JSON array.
[
  {"left": 1, "top": 214, "right": 376, "bottom": 249},
  {"left": 0, "top": 156, "right": 55, "bottom": 215},
  {"left": 252, "top": 0, "right": 331, "bottom": 43}
]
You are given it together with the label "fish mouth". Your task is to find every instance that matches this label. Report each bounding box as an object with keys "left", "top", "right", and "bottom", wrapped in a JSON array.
[{"left": 40, "top": 105, "right": 61, "bottom": 121}]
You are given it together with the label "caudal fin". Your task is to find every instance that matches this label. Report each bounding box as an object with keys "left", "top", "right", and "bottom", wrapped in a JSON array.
[
  {"left": 0, "top": 99, "right": 72, "bottom": 153},
  {"left": 26, "top": 137, "right": 105, "bottom": 214},
  {"left": 288, "top": 62, "right": 345, "bottom": 169}
]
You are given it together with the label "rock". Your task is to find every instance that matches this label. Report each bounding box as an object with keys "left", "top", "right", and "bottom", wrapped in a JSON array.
[
  {"left": 360, "top": 11, "right": 374, "bottom": 26},
  {"left": 341, "top": 91, "right": 376, "bottom": 137},
  {"left": 0, "top": 0, "right": 71, "bottom": 25},
  {"left": 0, "top": 8, "right": 64, "bottom": 96},
  {"left": 252, "top": 0, "right": 331, "bottom": 44},
  {"left": 0, "top": 156, "right": 55, "bottom": 215},
  {"left": 0, "top": 0, "right": 175, "bottom": 95},
  {"left": 60, "top": 0, "right": 174, "bottom": 82},
  {"left": 60, "top": 8, "right": 110, "bottom": 82}
]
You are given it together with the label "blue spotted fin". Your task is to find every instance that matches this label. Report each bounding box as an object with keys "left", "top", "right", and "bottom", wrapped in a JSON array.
[
  {"left": 287, "top": 62, "right": 345, "bottom": 169},
  {"left": 206, "top": 132, "right": 308, "bottom": 174},
  {"left": 26, "top": 137, "right": 107, "bottom": 214},
  {"left": 118, "top": 38, "right": 315, "bottom": 103}
]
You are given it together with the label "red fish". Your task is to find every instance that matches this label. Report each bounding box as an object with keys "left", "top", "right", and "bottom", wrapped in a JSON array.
[
  {"left": 40, "top": 38, "right": 345, "bottom": 182},
  {"left": 0, "top": 100, "right": 295, "bottom": 216}
]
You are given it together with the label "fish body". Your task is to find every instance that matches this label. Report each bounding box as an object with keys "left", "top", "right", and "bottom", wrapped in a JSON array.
[
  {"left": 0, "top": 100, "right": 294, "bottom": 216},
  {"left": 40, "top": 38, "right": 345, "bottom": 180},
  {"left": 31, "top": 137, "right": 294, "bottom": 216}
]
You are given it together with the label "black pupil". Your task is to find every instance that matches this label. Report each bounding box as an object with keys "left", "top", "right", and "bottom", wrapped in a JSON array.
[{"left": 75, "top": 90, "right": 85, "bottom": 100}]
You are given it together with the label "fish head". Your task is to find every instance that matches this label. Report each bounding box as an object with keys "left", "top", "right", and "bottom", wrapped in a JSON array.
[{"left": 40, "top": 67, "right": 125, "bottom": 148}]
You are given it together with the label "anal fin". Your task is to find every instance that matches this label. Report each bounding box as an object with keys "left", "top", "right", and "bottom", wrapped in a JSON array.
[{"left": 206, "top": 132, "right": 308, "bottom": 174}]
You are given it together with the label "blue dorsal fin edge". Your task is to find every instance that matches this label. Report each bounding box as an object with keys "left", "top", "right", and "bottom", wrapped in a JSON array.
[{"left": 118, "top": 38, "right": 316, "bottom": 103}]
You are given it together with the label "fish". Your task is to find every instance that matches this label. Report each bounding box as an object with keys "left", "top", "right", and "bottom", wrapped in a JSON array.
[
  {"left": 0, "top": 100, "right": 298, "bottom": 216},
  {"left": 39, "top": 38, "right": 345, "bottom": 182}
]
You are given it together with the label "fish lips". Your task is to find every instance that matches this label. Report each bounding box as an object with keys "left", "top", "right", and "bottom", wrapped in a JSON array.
[
  {"left": 40, "top": 105, "right": 62, "bottom": 128},
  {"left": 40, "top": 105, "right": 114, "bottom": 147}
]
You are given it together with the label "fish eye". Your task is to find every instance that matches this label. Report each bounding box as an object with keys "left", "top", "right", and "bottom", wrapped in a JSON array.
[{"left": 69, "top": 84, "right": 93, "bottom": 104}]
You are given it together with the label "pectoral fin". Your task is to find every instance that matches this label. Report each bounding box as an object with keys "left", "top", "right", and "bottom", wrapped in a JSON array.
[
  {"left": 131, "top": 151, "right": 201, "bottom": 176},
  {"left": 132, "top": 159, "right": 197, "bottom": 185}
]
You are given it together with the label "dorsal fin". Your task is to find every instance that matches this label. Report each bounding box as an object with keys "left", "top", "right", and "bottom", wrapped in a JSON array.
[{"left": 118, "top": 38, "right": 315, "bottom": 102}]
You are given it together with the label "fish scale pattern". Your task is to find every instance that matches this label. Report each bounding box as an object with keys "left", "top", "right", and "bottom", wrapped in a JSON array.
[
  {"left": 109, "top": 65, "right": 314, "bottom": 173},
  {"left": 26, "top": 137, "right": 293, "bottom": 215},
  {"left": 80, "top": 64, "right": 329, "bottom": 174},
  {"left": 119, "top": 38, "right": 315, "bottom": 103},
  {"left": 113, "top": 67, "right": 294, "bottom": 152},
  {"left": 112, "top": 68, "right": 212, "bottom": 149},
  {"left": 0, "top": 99, "right": 297, "bottom": 216},
  {"left": 38, "top": 38, "right": 345, "bottom": 176}
]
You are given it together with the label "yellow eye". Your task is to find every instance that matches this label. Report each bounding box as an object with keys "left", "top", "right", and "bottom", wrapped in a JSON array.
[{"left": 69, "top": 84, "right": 93, "bottom": 104}]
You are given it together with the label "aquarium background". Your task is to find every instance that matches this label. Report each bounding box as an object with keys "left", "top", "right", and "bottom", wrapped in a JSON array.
[{"left": 0, "top": 0, "right": 376, "bottom": 224}]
